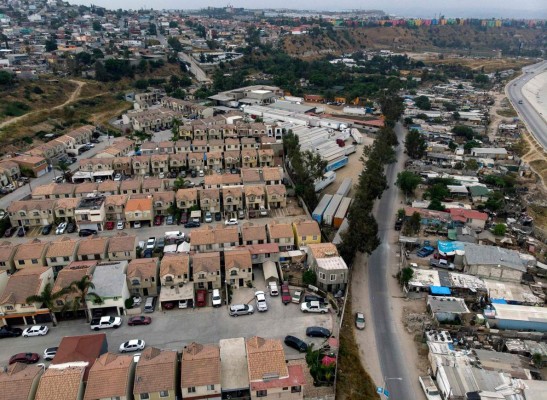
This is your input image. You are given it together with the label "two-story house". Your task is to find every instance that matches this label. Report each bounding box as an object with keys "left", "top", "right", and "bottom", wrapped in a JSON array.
[
  {"left": 0, "top": 364, "right": 44, "bottom": 400},
  {"left": 199, "top": 188, "right": 221, "bottom": 213},
  {"left": 292, "top": 220, "right": 321, "bottom": 247},
  {"left": 223, "top": 150, "right": 241, "bottom": 170},
  {"left": 176, "top": 188, "right": 198, "bottom": 212},
  {"left": 192, "top": 252, "right": 222, "bottom": 291},
  {"left": 97, "top": 180, "right": 120, "bottom": 196},
  {"left": 266, "top": 223, "right": 295, "bottom": 251},
  {"left": 159, "top": 253, "right": 192, "bottom": 311},
  {"left": 190, "top": 227, "right": 216, "bottom": 253},
  {"left": 54, "top": 197, "right": 79, "bottom": 223},
  {"left": 74, "top": 182, "right": 99, "bottom": 198},
  {"left": 142, "top": 178, "right": 165, "bottom": 194},
  {"left": 265, "top": 185, "right": 287, "bottom": 209},
  {"left": 127, "top": 258, "right": 159, "bottom": 298},
  {"left": 105, "top": 195, "right": 128, "bottom": 222},
  {"left": 51, "top": 260, "right": 97, "bottom": 316},
  {"left": 224, "top": 249, "right": 252, "bottom": 289},
  {"left": 77, "top": 237, "right": 108, "bottom": 262},
  {"left": 12, "top": 239, "right": 49, "bottom": 270},
  {"left": 45, "top": 237, "right": 80, "bottom": 274},
  {"left": 221, "top": 187, "right": 243, "bottom": 213},
  {"left": 258, "top": 149, "right": 274, "bottom": 167},
  {"left": 120, "top": 179, "right": 142, "bottom": 195},
  {"left": 241, "top": 224, "right": 267, "bottom": 245},
  {"left": 87, "top": 261, "right": 130, "bottom": 317},
  {"left": 188, "top": 152, "right": 205, "bottom": 171},
  {"left": 125, "top": 196, "right": 154, "bottom": 228},
  {"left": 244, "top": 185, "right": 266, "bottom": 211},
  {"left": 181, "top": 343, "right": 221, "bottom": 400},
  {"left": 169, "top": 152, "right": 187, "bottom": 172},
  {"left": 8, "top": 199, "right": 55, "bottom": 228},
  {"left": 206, "top": 151, "right": 223, "bottom": 172},
  {"left": 151, "top": 154, "right": 169, "bottom": 175},
  {"left": 214, "top": 227, "right": 239, "bottom": 251},
  {"left": 175, "top": 140, "right": 192, "bottom": 154},
  {"left": 132, "top": 155, "right": 151, "bottom": 176},
  {"left": 84, "top": 353, "right": 135, "bottom": 400},
  {"left": 224, "top": 138, "right": 240, "bottom": 152},
  {"left": 306, "top": 243, "right": 348, "bottom": 292},
  {"left": 0, "top": 241, "right": 17, "bottom": 273},
  {"left": 107, "top": 234, "right": 137, "bottom": 262},
  {"left": 262, "top": 167, "right": 283, "bottom": 185},
  {"left": 153, "top": 191, "right": 175, "bottom": 217},
  {"left": 35, "top": 365, "right": 86, "bottom": 400},
  {"left": 113, "top": 156, "right": 132, "bottom": 176},
  {"left": 75, "top": 196, "right": 106, "bottom": 232},
  {"left": 241, "top": 149, "right": 258, "bottom": 169},
  {"left": 134, "top": 347, "right": 179, "bottom": 400}
]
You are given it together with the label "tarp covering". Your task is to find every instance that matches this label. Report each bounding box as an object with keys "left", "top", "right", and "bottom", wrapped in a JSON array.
[
  {"left": 491, "top": 298, "right": 508, "bottom": 304},
  {"left": 437, "top": 240, "right": 465, "bottom": 256},
  {"left": 430, "top": 286, "right": 451, "bottom": 295}
]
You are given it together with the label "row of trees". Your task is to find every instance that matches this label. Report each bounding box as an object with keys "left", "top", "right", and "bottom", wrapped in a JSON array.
[{"left": 337, "top": 95, "right": 404, "bottom": 265}]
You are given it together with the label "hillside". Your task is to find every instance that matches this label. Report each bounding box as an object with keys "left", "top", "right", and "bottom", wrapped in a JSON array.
[{"left": 283, "top": 25, "right": 546, "bottom": 59}]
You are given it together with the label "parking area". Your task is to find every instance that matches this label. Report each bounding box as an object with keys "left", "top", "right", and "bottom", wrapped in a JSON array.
[{"left": 0, "top": 288, "right": 334, "bottom": 366}]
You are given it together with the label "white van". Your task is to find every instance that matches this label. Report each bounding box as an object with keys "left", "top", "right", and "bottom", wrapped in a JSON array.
[
  {"left": 165, "top": 231, "right": 185, "bottom": 240},
  {"left": 144, "top": 297, "right": 155, "bottom": 313}
]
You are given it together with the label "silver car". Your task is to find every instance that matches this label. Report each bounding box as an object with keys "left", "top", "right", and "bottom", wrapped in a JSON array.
[
  {"left": 229, "top": 304, "right": 254, "bottom": 316},
  {"left": 355, "top": 312, "right": 366, "bottom": 330}
]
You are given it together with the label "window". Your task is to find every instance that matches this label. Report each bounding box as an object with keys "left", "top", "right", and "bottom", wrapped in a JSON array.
[
  {"left": 319, "top": 272, "right": 326, "bottom": 280},
  {"left": 188, "top": 387, "right": 196, "bottom": 393},
  {"left": 63, "top": 256, "right": 69, "bottom": 262},
  {"left": 291, "top": 386, "right": 302, "bottom": 393},
  {"left": 207, "top": 384, "right": 215, "bottom": 391},
  {"left": 140, "top": 394, "right": 149, "bottom": 400},
  {"left": 230, "top": 270, "right": 238, "bottom": 276},
  {"left": 31, "top": 259, "right": 38, "bottom": 264},
  {"left": 283, "top": 387, "right": 288, "bottom": 390},
  {"left": 5, "top": 305, "right": 13, "bottom": 310},
  {"left": 330, "top": 274, "right": 336, "bottom": 281},
  {"left": 18, "top": 260, "right": 24, "bottom": 265},
  {"left": 159, "top": 391, "right": 169, "bottom": 398},
  {"left": 312, "top": 235, "right": 318, "bottom": 240},
  {"left": 301, "top": 236, "right": 306, "bottom": 241},
  {"left": 56, "top": 300, "right": 64, "bottom": 306},
  {"left": 0, "top": 261, "right": 4, "bottom": 267},
  {"left": 257, "top": 390, "right": 267, "bottom": 397}
]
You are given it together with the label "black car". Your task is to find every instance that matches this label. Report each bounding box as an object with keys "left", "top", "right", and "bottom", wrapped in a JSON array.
[
  {"left": 184, "top": 221, "right": 201, "bottom": 228},
  {"left": 17, "top": 226, "right": 25, "bottom": 237},
  {"left": 215, "top": 212, "right": 222, "bottom": 221},
  {"left": 304, "top": 295, "right": 326, "bottom": 304},
  {"left": 306, "top": 326, "right": 331, "bottom": 338},
  {"left": 4, "top": 227, "right": 15, "bottom": 237},
  {"left": 0, "top": 326, "right": 23, "bottom": 338},
  {"left": 143, "top": 249, "right": 153, "bottom": 258},
  {"left": 41, "top": 224, "right": 53, "bottom": 235},
  {"left": 284, "top": 335, "right": 308, "bottom": 352},
  {"left": 191, "top": 170, "right": 197, "bottom": 178},
  {"left": 79, "top": 229, "right": 97, "bottom": 237},
  {"left": 66, "top": 223, "right": 76, "bottom": 233}
]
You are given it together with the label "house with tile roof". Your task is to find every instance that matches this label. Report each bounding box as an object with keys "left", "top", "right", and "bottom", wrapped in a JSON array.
[
  {"left": 221, "top": 186, "right": 243, "bottom": 213},
  {"left": 54, "top": 197, "right": 80, "bottom": 223},
  {"left": 176, "top": 188, "right": 198, "bottom": 211},
  {"left": 125, "top": 196, "right": 154, "bottom": 227},
  {"left": 189, "top": 227, "right": 216, "bottom": 253},
  {"left": 224, "top": 249, "right": 252, "bottom": 289},
  {"left": 244, "top": 185, "right": 266, "bottom": 211},
  {"left": 120, "top": 179, "right": 142, "bottom": 195},
  {"left": 258, "top": 148, "right": 274, "bottom": 167},
  {"left": 7, "top": 199, "right": 55, "bottom": 228},
  {"left": 292, "top": 220, "right": 321, "bottom": 247},
  {"left": 0, "top": 159, "right": 20, "bottom": 186},
  {"left": 152, "top": 191, "right": 175, "bottom": 217},
  {"left": 181, "top": 343, "right": 221, "bottom": 399},
  {"left": 51, "top": 261, "right": 97, "bottom": 315},
  {"left": 245, "top": 336, "right": 304, "bottom": 400},
  {"left": 266, "top": 223, "right": 294, "bottom": 251},
  {"left": 127, "top": 258, "right": 159, "bottom": 297},
  {"left": 262, "top": 167, "right": 283, "bottom": 185},
  {"left": 112, "top": 157, "right": 132, "bottom": 176},
  {"left": 45, "top": 237, "right": 80, "bottom": 273},
  {"left": 265, "top": 185, "right": 287, "bottom": 209},
  {"left": 207, "top": 151, "right": 223, "bottom": 172},
  {"left": 105, "top": 194, "right": 129, "bottom": 222},
  {"left": 87, "top": 261, "right": 130, "bottom": 316},
  {"left": 84, "top": 353, "right": 135, "bottom": 400},
  {"left": 0, "top": 241, "right": 18, "bottom": 273},
  {"left": 223, "top": 150, "right": 241, "bottom": 170},
  {"left": 142, "top": 177, "right": 165, "bottom": 193},
  {"left": 11, "top": 154, "right": 48, "bottom": 178},
  {"left": 0, "top": 363, "right": 43, "bottom": 400},
  {"left": 159, "top": 253, "right": 192, "bottom": 310},
  {"left": 0, "top": 267, "right": 54, "bottom": 325},
  {"left": 132, "top": 155, "right": 151, "bottom": 176},
  {"left": 241, "top": 224, "right": 267, "bottom": 246},
  {"left": 449, "top": 208, "right": 488, "bottom": 230},
  {"left": 76, "top": 236, "right": 108, "bottom": 262},
  {"left": 12, "top": 238, "right": 50, "bottom": 269},
  {"left": 169, "top": 152, "right": 187, "bottom": 172},
  {"left": 35, "top": 366, "right": 86, "bottom": 400},
  {"left": 134, "top": 347, "right": 178, "bottom": 400},
  {"left": 74, "top": 182, "right": 99, "bottom": 198},
  {"left": 97, "top": 180, "right": 120, "bottom": 196},
  {"left": 52, "top": 333, "right": 108, "bottom": 381},
  {"left": 188, "top": 152, "right": 206, "bottom": 171},
  {"left": 107, "top": 233, "right": 137, "bottom": 262},
  {"left": 192, "top": 252, "right": 222, "bottom": 291}
]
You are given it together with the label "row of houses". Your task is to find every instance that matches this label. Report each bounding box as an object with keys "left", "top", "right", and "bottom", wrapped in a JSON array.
[{"left": 0, "top": 334, "right": 305, "bottom": 400}]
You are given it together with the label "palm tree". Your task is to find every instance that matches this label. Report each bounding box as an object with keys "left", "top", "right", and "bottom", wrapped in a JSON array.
[
  {"left": 171, "top": 118, "right": 181, "bottom": 142},
  {"left": 26, "top": 283, "right": 68, "bottom": 326},
  {"left": 55, "top": 160, "right": 72, "bottom": 182},
  {"left": 69, "top": 275, "right": 102, "bottom": 322}
]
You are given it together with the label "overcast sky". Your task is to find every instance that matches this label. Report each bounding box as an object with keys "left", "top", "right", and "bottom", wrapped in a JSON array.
[{"left": 72, "top": 0, "right": 546, "bottom": 19}]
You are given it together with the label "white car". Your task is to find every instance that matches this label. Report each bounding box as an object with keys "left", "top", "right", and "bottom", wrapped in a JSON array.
[
  {"left": 132, "top": 296, "right": 142, "bottom": 306},
  {"left": 87, "top": 143, "right": 95, "bottom": 148},
  {"left": 114, "top": 173, "right": 122, "bottom": 181},
  {"left": 146, "top": 237, "right": 156, "bottom": 249},
  {"left": 119, "top": 339, "right": 145, "bottom": 353},
  {"left": 158, "top": 172, "right": 165, "bottom": 179},
  {"left": 301, "top": 301, "right": 329, "bottom": 314},
  {"left": 255, "top": 291, "right": 268, "bottom": 312},
  {"left": 23, "top": 325, "right": 49, "bottom": 337},
  {"left": 269, "top": 282, "right": 279, "bottom": 296},
  {"left": 55, "top": 222, "right": 67, "bottom": 235},
  {"left": 225, "top": 218, "right": 238, "bottom": 226},
  {"left": 212, "top": 289, "right": 222, "bottom": 307},
  {"left": 117, "top": 220, "right": 124, "bottom": 230},
  {"left": 134, "top": 221, "right": 141, "bottom": 228},
  {"left": 43, "top": 347, "right": 58, "bottom": 361}
]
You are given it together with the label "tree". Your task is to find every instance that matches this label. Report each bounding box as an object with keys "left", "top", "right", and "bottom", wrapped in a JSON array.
[
  {"left": 55, "top": 161, "right": 72, "bottom": 182},
  {"left": 405, "top": 129, "right": 427, "bottom": 159},
  {"left": 426, "top": 183, "right": 450, "bottom": 202},
  {"left": 407, "top": 212, "right": 421, "bottom": 234},
  {"left": 45, "top": 37, "right": 57, "bottom": 52},
  {"left": 465, "top": 159, "right": 479, "bottom": 171},
  {"left": 532, "top": 353, "right": 543, "bottom": 368},
  {"left": 398, "top": 267, "right": 414, "bottom": 286},
  {"left": 0, "top": 70, "right": 14, "bottom": 85},
  {"left": 428, "top": 198, "right": 446, "bottom": 211},
  {"left": 92, "top": 20, "right": 102, "bottom": 31},
  {"left": 26, "top": 283, "right": 68, "bottom": 326},
  {"left": 485, "top": 191, "right": 504, "bottom": 211},
  {"left": 493, "top": 224, "right": 507, "bottom": 236},
  {"left": 414, "top": 95, "right": 431, "bottom": 110},
  {"left": 173, "top": 177, "right": 191, "bottom": 190},
  {"left": 396, "top": 171, "right": 421, "bottom": 197},
  {"left": 452, "top": 125, "right": 475, "bottom": 140},
  {"left": 147, "top": 23, "right": 157, "bottom": 36},
  {"left": 68, "top": 275, "right": 102, "bottom": 322},
  {"left": 302, "top": 269, "right": 317, "bottom": 285}
]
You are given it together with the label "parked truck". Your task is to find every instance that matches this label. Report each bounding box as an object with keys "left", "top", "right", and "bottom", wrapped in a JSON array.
[
  {"left": 314, "top": 171, "right": 336, "bottom": 192},
  {"left": 429, "top": 258, "right": 455, "bottom": 270},
  {"left": 90, "top": 316, "right": 122, "bottom": 331},
  {"left": 190, "top": 210, "right": 202, "bottom": 223},
  {"left": 419, "top": 376, "right": 442, "bottom": 400}
]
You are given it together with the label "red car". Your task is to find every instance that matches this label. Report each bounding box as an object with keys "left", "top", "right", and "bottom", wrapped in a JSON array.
[
  {"left": 9, "top": 352, "right": 40, "bottom": 365},
  {"left": 154, "top": 215, "right": 164, "bottom": 226},
  {"left": 281, "top": 281, "right": 291, "bottom": 305},
  {"left": 105, "top": 221, "right": 115, "bottom": 230},
  {"left": 162, "top": 302, "right": 175, "bottom": 310},
  {"left": 180, "top": 212, "right": 188, "bottom": 224},
  {"left": 128, "top": 316, "right": 152, "bottom": 326}
]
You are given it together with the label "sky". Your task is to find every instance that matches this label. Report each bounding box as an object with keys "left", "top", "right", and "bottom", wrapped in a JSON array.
[{"left": 72, "top": 0, "right": 547, "bottom": 19}]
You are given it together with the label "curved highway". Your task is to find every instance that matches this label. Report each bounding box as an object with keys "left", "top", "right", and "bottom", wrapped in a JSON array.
[{"left": 506, "top": 60, "right": 547, "bottom": 151}]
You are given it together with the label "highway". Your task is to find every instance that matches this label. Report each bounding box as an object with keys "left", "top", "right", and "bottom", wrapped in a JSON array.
[
  {"left": 506, "top": 60, "right": 547, "bottom": 151},
  {"left": 367, "top": 122, "right": 415, "bottom": 400}
]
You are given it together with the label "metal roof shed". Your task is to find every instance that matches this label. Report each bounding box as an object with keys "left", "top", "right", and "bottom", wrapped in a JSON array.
[{"left": 262, "top": 261, "right": 279, "bottom": 284}]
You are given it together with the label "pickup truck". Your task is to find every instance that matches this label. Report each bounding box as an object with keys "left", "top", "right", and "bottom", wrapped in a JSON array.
[
  {"left": 419, "top": 376, "right": 442, "bottom": 400},
  {"left": 429, "top": 258, "right": 455, "bottom": 270},
  {"left": 417, "top": 246, "right": 435, "bottom": 257},
  {"left": 90, "top": 316, "right": 122, "bottom": 331},
  {"left": 281, "top": 282, "right": 291, "bottom": 305}
]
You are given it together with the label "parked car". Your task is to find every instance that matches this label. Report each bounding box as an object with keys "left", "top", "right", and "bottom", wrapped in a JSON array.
[
  {"left": 66, "top": 223, "right": 76, "bottom": 233},
  {"left": 184, "top": 221, "right": 200, "bottom": 228},
  {"left": 269, "top": 282, "right": 279, "bottom": 296},
  {"left": 132, "top": 296, "right": 142, "bottom": 306},
  {"left": 180, "top": 212, "right": 188, "bottom": 224},
  {"left": 55, "top": 222, "right": 67, "bottom": 235},
  {"left": 417, "top": 246, "right": 435, "bottom": 257},
  {"left": 166, "top": 215, "right": 174, "bottom": 225},
  {"left": 119, "top": 339, "right": 145, "bottom": 353},
  {"left": 133, "top": 221, "right": 141, "bottom": 228},
  {"left": 281, "top": 282, "right": 291, "bottom": 304},
  {"left": 204, "top": 211, "right": 213, "bottom": 223},
  {"left": 179, "top": 171, "right": 187, "bottom": 178},
  {"left": 43, "top": 347, "right": 58, "bottom": 361},
  {"left": 238, "top": 209, "right": 245, "bottom": 219},
  {"left": 114, "top": 173, "right": 122, "bottom": 181},
  {"left": 229, "top": 304, "right": 254, "bottom": 316},
  {"left": 22, "top": 325, "right": 49, "bottom": 337},
  {"left": 259, "top": 206, "right": 268, "bottom": 217},
  {"left": 214, "top": 212, "right": 222, "bottom": 221},
  {"left": 162, "top": 302, "right": 175, "bottom": 310},
  {"left": 128, "top": 316, "right": 152, "bottom": 326},
  {"left": 116, "top": 220, "right": 124, "bottom": 230},
  {"left": 9, "top": 352, "right": 40, "bottom": 365},
  {"left": 212, "top": 289, "right": 222, "bottom": 307},
  {"left": 255, "top": 291, "right": 268, "bottom": 312},
  {"left": 355, "top": 312, "right": 366, "bottom": 330},
  {"left": 105, "top": 221, "right": 115, "bottom": 230},
  {"left": 155, "top": 237, "right": 165, "bottom": 251},
  {"left": 230, "top": 168, "right": 239, "bottom": 174},
  {"left": 154, "top": 215, "right": 163, "bottom": 226},
  {"left": 146, "top": 239, "right": 157, "bottom": 252},
  {"left": 52, "top": 176, "right": 64, "bottom": 184},
  {"left": 225, "top": 218, "right": 238, "bottom": 226},
  {"left": 16, "top": 226, "right": 25, "bottom": 237},
  {"left": 198, "top": 170, "right": 204, "bottom": 177},
  {"left": 304, "top": 295, "right": 326, "bottom": 304},
  {"left": 191, "top": 170, "right": 197, "bottom": 178},
  {"left": 301, "top": 301, "right": 329, "bottom": 314},
  {"left": 306, "top": 326, "right": 331, "bottom": 338},
  {"left": 79, "top": 229, "right": 97, "bottom": 237},
  {"left": 284, "top": 335, "right": 308, "bottom": 352},
  {"left": 3, "top": 227, "right": 16, "bottom": 237},
  {"left": 292, "top": 290, "right": 303, "bottom": 304},
  {"left": 41, "top": 224, "right": 52, "bottom": 235},
  {"left": 0, "top": 326, "right": 23, "bottom": 338},
  {"left": 178, "top": 299, "right": 189, "bottom": 309}
]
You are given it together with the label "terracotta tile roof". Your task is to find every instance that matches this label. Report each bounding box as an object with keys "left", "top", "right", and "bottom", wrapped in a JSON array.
[
  {"left": 74, "top": 182, "right": 98, "bottom": 194},
  {"left": 293, "top": 220, "right": 320, "bottom": 237},
  {"left": 65, "top": 125, "right": 94, "bottom": 139},
  {"left": 188, "top": 152, "right": 205, "bottom": 161},
  {"left": 241, "top": 137, "right": 256, "bottom": 144},
  {"left": 190, "top": 227, "right": 215, "bottom": 246},
  {"left": 221, "top": 174, "right": 242, "bottom": 185},
  {"left": 97, "top": 180, "right": 120, "bottom": 192},
  {"left": 176, "top": 188, "right": 198, "bottom": 202},
  {"left": 181, "top": 343, "right": 221, "bottom": 388},
  {"left": 241, "top": 168, "right": 261, "bottom": 183},
  {"left": 46, "top": 237, "right": 79, "bottom": 258},
  {"left": 52, "top": 183, "right": 76, "bottom": 196},
  {"left": 134, "top": 348, "right": 177, "bottom": 395},
  {"left": 225, "top": 138, "right": 240, "bottom": 145},
  {"left": 105, "top": 194, "right": 128, "bottom": 207},
  {"left": 112, "top": 138, "right": 135, "bottom": 150},
  {"left": 76, "top": 237, "right": 108, "bottom": 256},
  {"left": 267, "top": 223, "right": 293, "bottom": 240},
  {"left": 0, "top": 267, "right": 50, "bottom": 305},
  {"left": 262, "top": 167, "right": 283, "bottom": 181},
  {"left": 222, "top": 186, "right": 243, "bottom": 199},
  {"left": 241, "top": 149, "right": 258, "bottom": 159},
  {"left": 158, "top": 141, "right": 174, "bottom": 149},
  {"left": 127, "top": 258, "right": 159, "bottom": 279},
  {"left": 449, "top": 208, "right": 488, "bottom": 221},
  {"left": 107, "top": 233, "right": 136, "bottom": 253},
  {"left": 125, "top": 196, "right": 152, "bottom": 212},
  {"left": 133, "top": 155, "right": 151, "bottom": 164},
  {"left": 114, "top": 156, "right": 131, "bottom": 165},
  {"left": 266, "top": 185, "right": 286, "bottom": 196},
  {"left": 258, "top": 148, "right": 274, "bottom": 157},
  {"left": 142, "top": 178, "right": 163, "bottom": 189},
  {"left": 241, "top": 224, "right": 267, "bottom": 242},
  {"left": 208, "top": 139, "right": 223, "bottom": 147},
  {"left": 214, "top": 226, "right": 239, "bottom": 244},
  {"left": 52, "top": 262, "right": 95, "bottom": 297},
  {"left": 245, "top": 243, "right": 280, "bottom": 255},
  {"left": 7, "top": 199, "right": 53, "bottom": 213},
  {"left": 52, "top": 333, "right": 107, "bottom": 382},
  {"left": 204, "top": 174, "right": 223, "bottom": 186},
  {"left": 224, "top": 249, "right": 252, "bottom": 270},
  {"left": 244, "top": 184, "right": 265, "bottom": 197},
  {"left": 152, "top": 191, "right": 175, "bottom": 203},
  {"left": 223, "top": 150, "right": 240, "bottom": 161},
  {"left": 55, "top": 197, "right": 79, "bottom": 209},
  {"left": 251, "top": 364, "right": 305, "bottom": 391},
  {"left": 32, "top": 183, "right": 56, "bottom": 197},
  {"left": 192, "top": 139, "right": 207, "bottom": 146},
  {"left": 0, "top": 241, "right": 17, "bottom": 263},
  {"left": 14, "top": 239, "right": 48, "bottom": 261},
  {"left": 192, "top": 252, "right": 220, "bottom": 274},
  {"left": 169, "top": 152, "right": 186, "bottom": 162},
  {"left": 84, "top": 353, "right": 133, "bottom": 400},
  {"left": 199, "top": 188, "right": 220, "bottom": 201},
  {"left": 120, "top": 179, "right": 142, "bottom": 191},
  {"left": 246, "top": 337, "right": 288, "bottom": 382},
  {"left": 0, "top": 363, "right": 43, "bottom": 400},
  {"left": 151, "top": 154, "right": 169, "bottom": 163},
  {"left": 160, "top": 253, "right": 189, "bottom": 277},
  {"left": 206, "top": 151, "right": 223, "bottom": 160},
  {"left": 35, "top": 366, "right": 85, "bottom": 400},
  {"left": 307, "top": 243, "right": 339, "bottom": 259}
]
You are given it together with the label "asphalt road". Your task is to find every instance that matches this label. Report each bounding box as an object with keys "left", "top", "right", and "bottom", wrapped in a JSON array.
[
  {"left": 506, "top": 60, "right": 547, "bottom": 151},
  {"left": 367, "top": 122, "right": 413, "bottom": 399}
]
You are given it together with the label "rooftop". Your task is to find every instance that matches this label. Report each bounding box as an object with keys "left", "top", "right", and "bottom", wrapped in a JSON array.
[
  {"left": 463, "top": 243, "right": 525, "bottom": 272},
  {"left": 492, "top": 303, "right": 547, "bottom": 323},
  {"left": 219, "top": 338, "right": 249, "bottom": 391},
  {"left": 52, "top": 333, "right": 107, "bottom": 381},
  {"left": 246, "top": 336, "right": 288, "bottom": 383},
  {"left": 181, "top": 343, "right": 221, "bottom": 388},
  {"left": 316, "top": 257, "right": 348, "bottom": 272},
  {"left": 134, "top": 347, "right": 177, "bottom": 395},
  {"left": 427, "top": 296, "right": 470, "bottom": 314},
  {"left": 76, "top": 195, "right": 105, "bottom": 210},
  {"left": 84, "top": 353, "right": 133, "bottom": 400},
  {"left": 34, "top": 366, "right": 85, "bottom": 400},
  {"left": 0, "top": 364, "right": 43, "bottom": 400},
  {"left": 90, "top": 262, "right": 127, "bottom": 298}
]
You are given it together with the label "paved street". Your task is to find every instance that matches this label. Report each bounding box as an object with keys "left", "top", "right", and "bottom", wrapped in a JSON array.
[
  {"left": 0, "top": 287, "right": 332, "bottom": 366},
  {"left": 506, "top": 60, "right": 547, "bottom": 151}
]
